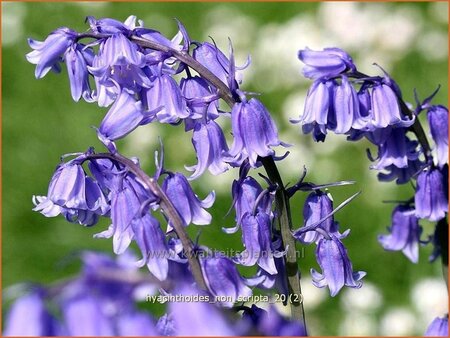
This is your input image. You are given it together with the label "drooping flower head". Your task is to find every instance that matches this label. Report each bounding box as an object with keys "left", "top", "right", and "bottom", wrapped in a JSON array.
[
  {"left": 427, "top": 105, "right": 449, "bottom": 168},
  {"left": 415, "top": 166, "right": 448, "bottom": 221},
  {"left": 162, "top": 172, "right": 215, "bottom": 228},
  {"left": 26, "top": 27, "right": 77, "bottom": 79},
  {"left": 378, "top": 205, "right": 422, "bottom": 263},
  {"left": 298, "top": 47, "right": 356, "bottom": 80},
  {"left": 311, "top": 234, "right": 366, "bottom": 296},
  {"left": 228, "top": 97, "right": 284, "bottom": 167},
  {"left": 424, "top": 316, "right": 449, "bottom": 336}
]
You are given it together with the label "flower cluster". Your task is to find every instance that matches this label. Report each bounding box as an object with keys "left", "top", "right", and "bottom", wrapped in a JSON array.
[
  {"left": 298, "top": 47, "right": 448, "bottom": 333},
  {"left": 3, "top": 251, "right": 305, "bottom": 336}
]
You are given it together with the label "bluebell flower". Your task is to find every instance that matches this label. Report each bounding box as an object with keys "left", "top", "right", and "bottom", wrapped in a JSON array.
[
  {"left": 156, "top": 314, "right": 177, "bottom": 336},
  {"left": 227, "top": 175, "right": 274, "bottom": 231},
  {"left": 89, "top": 33, "right": 150, "bottom": 104},
  {"left": 193, "top": 41, "right": 243, "bottom": 89},
  {"left": 370, "top": 127, "right": 420, "bottom": 170},
  {"left": 295, "top": 79, "right": 335, "bottom": 138},
  {"left": 293, "top": 190, "right": 343, "bottom": 244},
  {"left": 369, "top": 82, "right": 414, "bottom": 129},
  {"left": 200, "top": 253, "right": 252, "bottom": 307},
  {"left": 311, "top": 234, "right": 365, "bottom": 296},
  {"left": 415, "top": 167, "right": 448, "bottom": 221},
  {"left": 330, "top": 76, "right": 359, "bottom": 134},
  {"left": 298, "top": 47, "right": 356, "bottom": 80},
  {"left": 162, "top": 172, "right": 215, "bottom": 227},
  {"left": 237, "top": 212, "right": 277, "bottom": 274},
  {"left": 425, "top": 316, "right": 448, "bottom": 336},
  {"left": 33, "top": 155, "right": 109, "bottom": 226},
  {"left": 428, "top": 105, "right": 448, "bottom": 168},
  {"left": 131, "top": 213, "right": 170, "bottom": 281},
  {"left": 142, "top": 73, "right": 190, "bottom": 124},
  {"left": 87, "top": 15, "right": 138, "bottom": 35},
  {"left": 26, "top": 27, "right": 77, "bottom": 78},
  {"left": 228, "top": 97, "right": 284, "bottom": 167},
  {"left": 186, "top": 120, "right": 229, "bottom": 179},
  {"left": 65, "top": 44, "right": 94, "bottom": 102},
  {"left": 3, "top": 290, "right": 61, "bottom": 336},
  {"left": 180, "top": 75, "right": 220, "bottom": 123},
  {"left": 95, "top": 183, "right": 141, "bottom": 254},
  {"left": 98, "top": 89, "right": 146, "bottom": 142},
  {"left": 378, "top": 205, "right": 422, "bottom": 263}
]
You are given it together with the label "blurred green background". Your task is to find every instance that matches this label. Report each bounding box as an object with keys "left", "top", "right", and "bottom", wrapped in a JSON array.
[{"left": 2, "top": 1, "right": 448, "bottom": 335}]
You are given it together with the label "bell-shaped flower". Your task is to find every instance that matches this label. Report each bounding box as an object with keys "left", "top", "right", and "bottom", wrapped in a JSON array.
[
  {"left": 180, "top": 75, "right": 220, "bottom": 123},
  {"left": 3, "top": 290, "right": 61, "bottom": 336},
  {"left": 427, "top": 105, "right": 448, "bottom": 168},
  {"left": 311, "top": 234, "right": 366, "bottom": 296},
  {"left": 228, "top": 97, "right": 283, "bottom": 167},
  {"left": 369, "top": 83, "right": 414, "bottom": 129},
  {"left": 294, "top": 190, "right": 340, "bottom": 244},
  {"left": 26, "top": 27, "right": 77, "bottom": 78},
  {"left": 236, "top": 212, "right": 277, "bottom": 274},
  {"left": 185, "top": 120, "right": 229, "bottom": 179},
  {"left": 162, "top": 172, "right": 215, "bottom": 227},
  {"left": 378, "top": 205, "right": 422, "bottom": 263},
  {"left": 95, "top": 184, "right": 141, "bottom": 254},
  {"left": 298, "top": 47, "right": 356, "bottom": 80},
  {"left": 143, "top": 74, "right": 190, "bottom": 124},
  {"left": 425, "top": 316, "right": 448, "bottom": 336},
  {"left": 415, "top": 167, "right": 448, "bottom": 221},
  {"left": 65, "top": 44, "right": 94, "bottom": 102},
  {"left": 294, "top": 80, "right": 335, "bottom": 138},
  {"left": 89, "top": 33, "right": 150, "bottom": 97},
  {"left": 370, "top": 127, "right": 420, "bottom": 170},
  {"left": 98, "top": 90, "right": 146, "bottom": 142},
  {"left": 193, "top": 41, "right": 241, "bottom": 88},
  {"left": 330, "top": 76, "right": 359, "bottom": 134},
  {"left": 131, "top": 213, "right": 169, "bottom": 281},
  {"left": 228, "top": 176, "right": 273, "bottom": 229},
  {"left": 200, "top": 253, "right": 252, "bottom": 307},
  {"left": 87, "top": 15, "right": 138, "bottom": 35}
]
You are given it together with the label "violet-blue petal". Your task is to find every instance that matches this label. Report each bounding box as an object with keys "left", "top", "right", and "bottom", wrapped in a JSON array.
[
  {"left": 378, "top": 205, "right": 422, "bottom": 263},
  {"left": 131, "top": 213, "right": 169, "bottom": 281},
  {"left": 143, "top": 74, "right": 190, "bottom": 123},
  {"left": 98, "top": 90, "right": 145, "bottom": 141},
  {"left": 193, "top": 42, "right": 232, "bottom": 86},
  {"left": 162, "top": 172, "right": 214, "bottom": 227},
  {"left": 427, "top": 105, "right": 449, "bottom": 168},
  {"left": 168, "top": 284, "right": 239, "bottom": 335},
  {"left": 3, "top": 291, "right": 60, "bottom": 336},
  {"left": 61, "top": 294, "right": 114, "bottom": 336},
  {"left": 312, "top": 235, "right": 365, "bottom": 296},
  {"left": 298, "top": 47, "right": 356, "bottom": 80},
  {"left": 117, "top": 311, "right": 158, "bottom": 336},
  {"left": 65, "top": 45, "right": 93, "bottom": 102},
  {"left": 26, "top": 28, "right": 77, "bottom": 78},
  {"left": 186, "top": 120, "right": 229, "bottom": 179},
  {"left": 332, "top": 76, "right": 358, "bottom": 134},
  {"left": 228, "top": 98, "right": 283, "bottom": 167},
  {"left": 415, "top": 167, "right": 448, "bottom": 221},
  {"left": 201, "top": 254, "right": 252, "bottom": 307},
  {"left": 370, "top": 83, "right": 414, "bottom": 129},
  {"left": 425, "top": 316, "right": 448, "bottom": 336}
]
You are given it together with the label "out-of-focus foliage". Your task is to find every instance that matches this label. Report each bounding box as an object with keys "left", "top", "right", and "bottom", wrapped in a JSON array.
[{"left": 2, "top": 2, "right": 448, "bottom": 335}]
